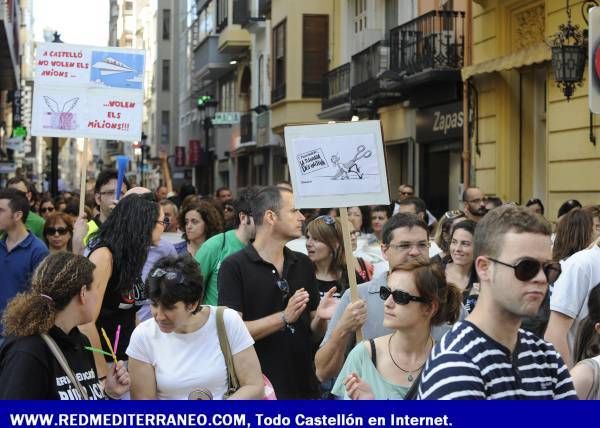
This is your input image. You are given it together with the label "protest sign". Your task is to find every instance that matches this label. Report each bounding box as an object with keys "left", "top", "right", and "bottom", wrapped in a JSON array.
[
  {"left": 284, "top": 121, "right": 390, "bottom": 208},
  {"left": 31, "top": 43, "right": 145, "bottom": 141},
  {"left": 284, "top": 121, "right": 390, "bottom": 342}
]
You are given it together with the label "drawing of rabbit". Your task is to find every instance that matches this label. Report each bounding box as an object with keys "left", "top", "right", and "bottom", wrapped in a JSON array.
[{"left": 43, "top": 96, "right": 79, "bottom": 130}]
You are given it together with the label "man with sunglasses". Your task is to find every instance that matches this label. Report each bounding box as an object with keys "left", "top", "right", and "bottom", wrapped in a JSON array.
[
  {"left": 218, "top": 186, "right": 329, "bottom": 399},
  {"left": 418, "top": 205, "right": 576, "bottom": 399},
  {"left": 462, "top": 186, "right": 487, "bottom": 222},
  {"left": 315, "top": 213, "right": 464, "bottom": 382}
]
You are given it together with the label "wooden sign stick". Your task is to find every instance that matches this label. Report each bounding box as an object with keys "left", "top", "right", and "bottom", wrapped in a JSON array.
[
  {"left": 78, "top": 138, "right": 90, "bottom": 217},
  {"left": 339, "top": 206, "right": 364, "bottom": 343}
]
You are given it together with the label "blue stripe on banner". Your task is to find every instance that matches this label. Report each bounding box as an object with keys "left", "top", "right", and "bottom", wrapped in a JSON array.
[{"left": 0, "top": 400, "right": 593, "bottom": 428}]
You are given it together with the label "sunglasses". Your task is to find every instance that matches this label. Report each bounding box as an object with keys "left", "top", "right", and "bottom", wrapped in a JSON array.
[
  {"left": 276, "top": 278, "right": 290, "bottom": 300},
  {"left": 379, "top": 286, "right": 429, "bottom": 305},
  {"left": 315, "top": 215, "right": 336, "bottom": 226},
  {"left": 46, "top": 227, "right": 69, "bottom": 236},
  {"left": 488, "top": 257, "right": 562, "bottom": 283},
  {"left": 444, "top": 210, "right": 464, "bottom": 220},
  {"left": 156, "top": 217, "right": 171, "bottom": 227},
  {"left": 151, "top": 268, "right": 184, "bottom": 283},
  {"left": 40, "top": 207, "right": 55, "bottom": 213}
]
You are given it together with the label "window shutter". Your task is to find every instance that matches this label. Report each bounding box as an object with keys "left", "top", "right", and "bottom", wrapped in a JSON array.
[{"left": 303, "top": 15, "right": 329, "bottom": 98}]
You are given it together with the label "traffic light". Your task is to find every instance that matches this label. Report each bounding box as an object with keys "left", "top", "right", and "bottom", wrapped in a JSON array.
[{"left": 197, "top": 95, "right": 212, "bottom": 109}]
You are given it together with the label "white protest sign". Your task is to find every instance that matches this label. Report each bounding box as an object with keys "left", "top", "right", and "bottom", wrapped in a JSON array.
[
  {"left": 31, "top": 43, "right": 145, "bottom": 141},
  {"left": 284, "top": 121, "right": 390, "bottom": 208}
]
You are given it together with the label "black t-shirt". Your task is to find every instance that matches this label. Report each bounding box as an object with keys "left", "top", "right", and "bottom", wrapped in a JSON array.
[
  {"left": 218, "top": 244, "right": 320, "bottom": 399},
  {"left": 0, "top": 326, "right": 106, "bottom": 399},
  {"left": 88, "top": 245, "right": 141, "bottom": 361}
]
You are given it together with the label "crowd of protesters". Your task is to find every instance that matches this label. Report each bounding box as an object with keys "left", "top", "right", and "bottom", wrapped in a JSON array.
[{"left": 0, "top": 173, "right": 599, "bottom": 401}]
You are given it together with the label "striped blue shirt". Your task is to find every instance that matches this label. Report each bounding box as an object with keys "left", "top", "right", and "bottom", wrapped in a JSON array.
[{"left": 417, "top": 321, "right": 577, "bottom": 400}]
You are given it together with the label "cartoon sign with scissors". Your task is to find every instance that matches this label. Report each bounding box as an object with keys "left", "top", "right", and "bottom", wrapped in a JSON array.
[
  {"left": 284, "top": 120, "right": 390, "bottom": 209},
  {"left": 331, "top": 145, "right": 373, "bottom": 180}
]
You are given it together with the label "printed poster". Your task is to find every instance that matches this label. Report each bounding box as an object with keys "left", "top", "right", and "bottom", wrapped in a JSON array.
[
  {"left": 284, "top": 121, "right": 390, "bottom": 209},
  {"left": 31, "top": 43, "right": 145, "bottom": 141}
]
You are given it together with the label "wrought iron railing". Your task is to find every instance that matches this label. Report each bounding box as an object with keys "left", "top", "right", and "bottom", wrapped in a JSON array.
[
  {"left": 321, "top": 63, "right": 351, "bottom": 111},
  {"left": 238, "top": 0, "right": 270, "bottom": 25},
  {"left": 350, "top": 41, "right": 390, "bottom": 100},
  {"left": 240, "top": 112, "right": 253, "bottom": 143},
  {"left": 389, "top": 10, "right": 465, "bottom": 75}
]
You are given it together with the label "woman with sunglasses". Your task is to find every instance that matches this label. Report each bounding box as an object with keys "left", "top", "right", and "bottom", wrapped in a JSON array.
[
  {"left": 79, "top": 194, "right": 166, "bottom": 381},
  {"left": 445, "top": 220, "right": 478, "bottom": 312},
  {"left": 570, "top": 283, "right": 600, "bottom": 399},
  {"left": 43, "top": 212, "right": 74, "bottom": 253},
  {"left": 39, "top": 197, "right": 56, "bottom": 221},
  {"left": 331, "top": 259, "right": 462, "bottom": 399},
  {"left": 0, "top": 252, "right": 129, "bottom": 399},
  {"left": 127, "top": 255, "right": 263, "bottom": 399}
]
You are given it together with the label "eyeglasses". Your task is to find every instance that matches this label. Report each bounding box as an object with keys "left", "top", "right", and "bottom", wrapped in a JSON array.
[
  {"left": 379, "top": 286, "right": 429, "bottom": 305},
  {"left": 488, "top": 257, "right": 562, "bottom": 283},
  {"left": 444, "top": 210, "right": 464, "bottom": 220},
  {"left": 40, "top": 207, "right": 55, "bottom": 213},
  {"left": 400, "top": 191, "right": 414, "bottom": 196},
  {"left": 99, "top": 190, "right": 126, "bottom": 197},
  {"left": 350, "top": 230, "right": 359, "bottom": 238},
  {"left": 156, "top": 217, "right": 170, "bottom": 227},
  {"left": 46, "top": 227, "right": 69, "bottom": 236},
  {"left": 151, "top": 268, "right": 184, "bottom": 283},
  {"left": 387, "top": 241, "right": 430, "bottom": 252},
  {"left": 276, "top": 278, "right": 290, "bottom": 300}
]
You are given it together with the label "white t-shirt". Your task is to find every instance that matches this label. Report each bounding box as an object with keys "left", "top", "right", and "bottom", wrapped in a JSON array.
[
  {"left": 550, "top": 245, "right": 600, "bottom": 362},
  {"left": 126, "top": 306, "right": 254, "bottom": 400}
]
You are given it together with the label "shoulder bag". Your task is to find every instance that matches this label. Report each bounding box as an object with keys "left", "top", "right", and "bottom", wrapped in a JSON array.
[{"left": 40, "top": 333, "right": 89, "bottom": 400}]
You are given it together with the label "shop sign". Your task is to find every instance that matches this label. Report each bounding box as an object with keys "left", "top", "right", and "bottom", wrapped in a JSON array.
[
  {"left": 212, "top": 112, "right": 240, "bottom": 125},
  {"left": 188, "top": 139, "right": 201, "bottom": 166},
  {"left": 416, "top": 102, "right": 464, "bottom": 143}
]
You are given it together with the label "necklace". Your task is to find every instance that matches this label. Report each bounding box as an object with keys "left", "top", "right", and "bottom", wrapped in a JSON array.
[{"left": 387, "top": 333, "right": 432, "bottom": 382}]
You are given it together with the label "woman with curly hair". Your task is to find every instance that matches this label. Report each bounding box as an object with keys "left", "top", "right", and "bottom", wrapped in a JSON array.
[
  {"left": 175, "top": 200, "right": 223, "bottom": 257},
  {"left": 79, "top": 194, "right": 166, "bottom": 380},
  {"left": 43, "top": 212, "right": 73, "bottom": 253},
  {"left": 0, "top": 252, "right": 129, "bottom": 399}
]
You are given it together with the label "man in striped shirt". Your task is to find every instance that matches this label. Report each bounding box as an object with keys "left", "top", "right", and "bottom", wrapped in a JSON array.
[{"left": 418, "top": 205, "right": 576, "bottom": 400}]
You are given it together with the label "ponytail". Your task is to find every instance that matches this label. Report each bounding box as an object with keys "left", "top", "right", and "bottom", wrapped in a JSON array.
[
  {"left": 2, "top": 293, "right": 57, "bottom": 337},
  {"left": 432, "top": 282, "right": 463, "bottom": 326}
]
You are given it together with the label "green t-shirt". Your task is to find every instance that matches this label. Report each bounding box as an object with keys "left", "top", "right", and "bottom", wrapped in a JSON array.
[
  {"left": 26, "top": 211, "right": 45, "bottom": 240},
  {"left": 195, "top": 230, "right": 245, "bottom": 306},
  {"left": 332, "top": 341, "right": 409, "bottom": 400}
]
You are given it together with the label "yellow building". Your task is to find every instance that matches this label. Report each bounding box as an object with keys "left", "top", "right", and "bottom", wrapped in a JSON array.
[{"left": 465, "top": 0, "right": 600, "bottom": 220}]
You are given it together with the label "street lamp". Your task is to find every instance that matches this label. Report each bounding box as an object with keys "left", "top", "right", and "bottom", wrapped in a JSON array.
[
  {"left": 139, "top": 132, "right": 148, "bottom": 186},
  {"left": 550, "top": 0, "right": 598, "bottom": 100},
  {"left": 196, "top": 95, "right": 218, "bottom": 194}
]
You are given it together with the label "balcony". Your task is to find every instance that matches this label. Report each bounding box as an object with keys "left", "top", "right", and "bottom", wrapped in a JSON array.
[
  {"left": 0, "top": 0, "right": 20, "bottom": 90},
  {"left": 350, "top": 41, "right": 401, "bottom": 109},
  {"left": 192, "top": 33, "right": 237, "bottom": 91},
  {"left": 240, "top": 112, "right": 253, "bottom": 143},
  {"left": 271, "top": 83, "right": 285, "bottom": 104},
  {"left": 318, "top": 63, "right": 351, "bottom": 120},
  {"left": 390, "top": 10, "right": 465, "bottom": 85},
  {"left": 217, "top": 0, "right": 251, "bottom": 53},
  {"left": 239, "top": 0, "right": 270, "bottom": 32}
]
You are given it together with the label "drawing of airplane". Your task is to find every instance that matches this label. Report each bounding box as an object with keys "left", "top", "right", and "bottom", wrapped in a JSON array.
[{"left": 92, "top": 57, "right": 135, "bottom": 76}]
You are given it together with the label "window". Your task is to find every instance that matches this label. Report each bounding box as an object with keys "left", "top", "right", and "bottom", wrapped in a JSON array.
[
  {"left": 302, "top": 15, "right": 328, "bottom": 98},
  {"left": 124, "top": 1, "right": 133, "bottom": 12},
  {"left": 258, "top": 54, "right": 264, "bottom": 105},
  {"left": 272, "top": 20, "right": 286, "bottom": 103},
  {"left": 162, "top": 60, "right": 170, "bottom": 91},
  {"left": 217, "top": 0, "right": 228, "bottom": 31},
  {"left": 161, "top": 111, "right": 170, "bottom": 147},
  {"left": 219, "top": 74, "right": 236, "bottom": 112},
  {"left": 197, "top": 2, "right": 216, "bottom": 44},
  {"left": 354, "top": 0, "right": 367, "bottom": 33},
  {"left": 162, "top": 9, "right": 171, "bottom": 40}
]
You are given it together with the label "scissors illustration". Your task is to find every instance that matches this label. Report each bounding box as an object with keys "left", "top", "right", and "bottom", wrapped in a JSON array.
[{"left": 331, "top": 145, "right": 373, "bottom": 180}]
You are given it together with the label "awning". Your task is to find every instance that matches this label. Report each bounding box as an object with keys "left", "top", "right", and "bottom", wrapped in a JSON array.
[{"left": 461, "top": 42, "right": 551, "bottom": 80}]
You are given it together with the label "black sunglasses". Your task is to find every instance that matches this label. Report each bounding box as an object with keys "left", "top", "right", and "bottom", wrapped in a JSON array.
[
  {"left": 276, "top": 278, "right": 290, "bottom": 300},
  {"left": 488, "top": 257, "right": 561, "bottom": 283},
  {"left": 379, "top": 286, "right": 429, "bottom": 305},
  {"left": 46, "top": 227, "right": 69, "bottom": 235},
  {"left": 40, "top": 207, "right": 55, "bottom": 213},
  {"left": 156, "top": 217, "right": 171, "bottom": 227}
]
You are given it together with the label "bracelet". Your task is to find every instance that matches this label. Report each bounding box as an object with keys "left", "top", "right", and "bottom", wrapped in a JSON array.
[{"left": 280, "top": 312, "right": 295, "bottom": 334}]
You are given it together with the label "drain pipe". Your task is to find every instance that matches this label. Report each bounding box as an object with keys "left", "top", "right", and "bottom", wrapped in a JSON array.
[{"left": 462, "top": 1, "right": 472, "bottom": 188}]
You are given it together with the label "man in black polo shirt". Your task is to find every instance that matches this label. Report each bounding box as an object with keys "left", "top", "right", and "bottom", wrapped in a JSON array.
[{"left": 218, "top": 186, "right": 329, "bottom": 399}]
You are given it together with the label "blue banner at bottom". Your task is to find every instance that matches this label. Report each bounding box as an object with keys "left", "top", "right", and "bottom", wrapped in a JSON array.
[{"left": 0, "top": 400, "right": 593, "bottom": 428}]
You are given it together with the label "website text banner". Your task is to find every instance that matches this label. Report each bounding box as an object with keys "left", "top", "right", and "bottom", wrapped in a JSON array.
[
  {"left": 31, "top": 43, "right": 145, "bottom": 141},
  {"left": 0, "top": 400, "right": 592, "bottom": 428}
]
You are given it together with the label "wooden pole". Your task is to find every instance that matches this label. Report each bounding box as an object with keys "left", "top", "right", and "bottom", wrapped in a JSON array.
[
  {"left": 339, "top": 207, "right": 364, "bottom": 343},
  {"left": 79, "top": 138, "right": 90, "bottom": 217}
]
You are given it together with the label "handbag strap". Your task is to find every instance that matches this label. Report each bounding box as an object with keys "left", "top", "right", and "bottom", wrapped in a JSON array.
[
  {"left": 216, "top": 307, "right": 240, "bottom": 391},
  {"left": 40, "top": 333, "right": 89, "bottom": 400}
]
